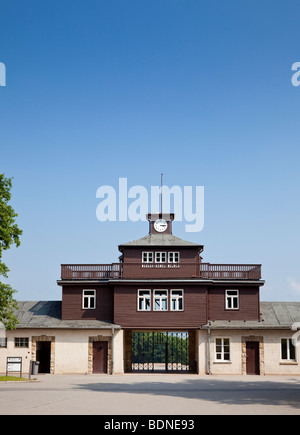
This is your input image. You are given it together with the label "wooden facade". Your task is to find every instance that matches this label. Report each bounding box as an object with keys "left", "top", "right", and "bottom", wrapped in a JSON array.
[
  {"left": 60, "top": 283, "right": 261, "bottom": 326},
  {"left": 208, "top": 285, "right": 260, "bottom": 321},
  {"left": 113, "top": 285, "right": 208, "bottom": 329},
  {"left": 61, "top": 285, "right": 113, "bottom": 321}
]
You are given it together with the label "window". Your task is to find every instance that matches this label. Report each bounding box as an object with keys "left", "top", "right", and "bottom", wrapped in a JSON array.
[
  {"left": 171, "top": 289, "right": 184, "bottom": 311},
  {"left": 82, "top": 289, "right": 96, "bottom": 309},
  {"left": 143, "top": 251, "right": 180, "bottom": 264},
  {"left": 138, "top": 290, "right": 151, "bottom": 311},
  {"left": 14, "top": 337, "right": 29, "bottom": 348},
  {"left": 154, "top": 290, "right": 168, "bottom": 310},
  {"left": 215, "top": 338, "right": 230, "bottom": 361},
  {"left": 168, "top": 252, "right": 180, "bottom": 263},
  {"left": 281, "top": 338, "right": 296, "bottom": 361},
  {"left": 155, "top": 252, "right": 166, "bottom": 263},
  {"left": 137, "top": 289, "right": 184, "bottom": 312},
  {"left": 225, "top": 290, "right": 239, "bottom": 310},
  {"left": 0, "top": 338, "right": 7, "bottom": 348},
  {"left": 142, "top": 252, "right": 153, "bottom": 263}
]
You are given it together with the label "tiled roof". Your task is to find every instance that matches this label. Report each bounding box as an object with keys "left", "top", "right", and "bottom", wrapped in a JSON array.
[
  {"left": 14, "top": 301, "right": 121, "bottom": 329},
  {"left": 206, "top": 301, "right": 300, "bottom": 330},
  {"left": 119, "top": 233, "right": 202, "bottom": 247}
]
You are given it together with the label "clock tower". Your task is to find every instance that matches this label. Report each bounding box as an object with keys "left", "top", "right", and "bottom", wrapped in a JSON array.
[{"left": 147, "top": 213, "right": 174, "bottom": 235}]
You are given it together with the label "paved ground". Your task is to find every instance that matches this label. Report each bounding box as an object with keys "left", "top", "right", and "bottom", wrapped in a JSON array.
[{"left": 1, "top": 374, "right": 300, "bottom": 415}]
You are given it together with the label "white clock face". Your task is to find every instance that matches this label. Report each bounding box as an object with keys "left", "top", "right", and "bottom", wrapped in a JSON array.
[{"left": 154, "top": 219, "right": 168, "bottom": 233}]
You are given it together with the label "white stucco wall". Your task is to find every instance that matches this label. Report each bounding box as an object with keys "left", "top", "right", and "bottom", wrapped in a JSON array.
[
  {"left": 197, "top": 330, "right": 207, "bottom": 374},
  {"left": 113, "top": 329, "right": 124, "bottom": 374},
  {"left": 0, "top": 329, "right": 33, "bottom": 375},
  {"left": 2, "top": 327, "right": 300, "bottom": 376},
  {"left": 197, "top": 329, "right": 300, "bottom": 376},
  {"left": 0, "top": 328, "right": 124, "bottom": 375},
  {"left": 263, "top": 330, "right": 300, "bottom": 375},
  {"left": 197, "top": 329, "right": 243, "bottom": 375},
  {"left": 209, "top": 330, "right": 243, "bottom": 375},
  {"left": 54, "top": 329, "right": 106, "bottom": 374}
]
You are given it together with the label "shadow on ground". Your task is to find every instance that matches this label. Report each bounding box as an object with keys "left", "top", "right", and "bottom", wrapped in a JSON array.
[{"left": 74, "top": 376, "right": 300, "bottom": 410}]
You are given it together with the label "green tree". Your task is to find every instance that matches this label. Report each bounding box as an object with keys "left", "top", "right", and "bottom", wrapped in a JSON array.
[{"left": 0, "top": 174, "right": 22, "bottom": 330}]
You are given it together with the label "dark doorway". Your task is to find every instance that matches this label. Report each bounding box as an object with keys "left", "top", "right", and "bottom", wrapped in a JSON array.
[
  {"left": 36, "top": 341, "right": 51, "bottom": 373},
  {"left": 93, "top": 341, "right": 108, "bottom": 373},
  {"left": 246, "top": 341, "right": 260, "bottom": 375}
]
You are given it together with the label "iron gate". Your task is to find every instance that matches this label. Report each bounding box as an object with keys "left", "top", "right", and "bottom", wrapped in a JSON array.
[{"left": 131, "top": 331, "right": 189, "bottom": 372}]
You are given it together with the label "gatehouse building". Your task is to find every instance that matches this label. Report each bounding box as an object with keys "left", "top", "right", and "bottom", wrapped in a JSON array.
[{"left": 1, "top": 214, "right": 300, "bottom": 376}]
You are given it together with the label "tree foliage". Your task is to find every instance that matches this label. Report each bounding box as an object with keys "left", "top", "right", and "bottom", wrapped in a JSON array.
[{"left": 0, "top": 174, "right": 22, "bottom": 330}]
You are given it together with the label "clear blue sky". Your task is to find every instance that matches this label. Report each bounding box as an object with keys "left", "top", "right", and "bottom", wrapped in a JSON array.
[{"left": 1, "top": 0, "right": 300, "bottom": 301}]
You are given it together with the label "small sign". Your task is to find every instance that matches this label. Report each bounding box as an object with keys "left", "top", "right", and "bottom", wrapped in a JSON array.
[{"left": 6, "top": 357, "right": 22, "bottom": 377}]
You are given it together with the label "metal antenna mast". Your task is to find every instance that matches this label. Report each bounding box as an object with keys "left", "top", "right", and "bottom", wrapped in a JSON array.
[{"left": 161, "top": 173, "right": 163, "bottom": 215}]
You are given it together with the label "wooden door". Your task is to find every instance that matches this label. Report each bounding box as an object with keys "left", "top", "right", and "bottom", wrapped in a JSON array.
[
  {"left": 93, "top": 341, "right": 108, "bottom": 374},
  {"left": 246, "top": 341, "right": 260, "bottom": 375}
]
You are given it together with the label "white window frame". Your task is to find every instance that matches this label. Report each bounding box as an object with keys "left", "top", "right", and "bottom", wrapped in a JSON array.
[
  {"left": 153, "top": 289, "right": 168, "bottom": 310},
  {"left": 170, "top": 289, "right": 184, "bottom": 311},
  {"left": 142, "top": 252, "right": 153, "bottom": 263},
  {"left": 138, "top": 289, "right": 151, "bottom": 311},
  {"left": 155, "top": 252, "right": 167, "bottom": 263},
  {"left": 215, "top": 338, "right": 231, "bottom": 362},
  {"left": 168, "top": 252, "right": 180, "bottom": 263},
  {"left": 0, "top": 338, "right": 7, "bottom": 348},
  {"left": 14, "top": 337, "right": 29, "bottom": 348},
  {"left": 82, "top": 289, "right": 96, "bottom": 309},
  {"left": 281, "top": 338, "right": 296, "bottom": 361},
  {"left": 225, "top": 290, "right": 239, "bottom": 310}
]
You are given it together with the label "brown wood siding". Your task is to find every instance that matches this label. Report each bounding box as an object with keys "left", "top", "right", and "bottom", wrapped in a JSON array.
[
  {"left": 208, "top": 285, "right": 260, "bottom": 321},
  {"left": 122, "top": 263, "right": 200, "bottom": 279},
  {"left": 62, "top": 285, "right": 113, "bottom": 321},
  {"left": 114, "top": 285, "right": 207, "bottom": 328},
  {"left": 121, "top": 247, "right": 201, "bottom": 279}
]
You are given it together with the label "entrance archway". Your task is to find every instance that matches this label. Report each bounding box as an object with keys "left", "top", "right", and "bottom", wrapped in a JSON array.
[{"left": 127, "top": 331, "right": 196, "bottom": 373}]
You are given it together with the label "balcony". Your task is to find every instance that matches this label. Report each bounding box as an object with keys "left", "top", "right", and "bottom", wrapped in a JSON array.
[{"left": 60, "top": 263, "right": 261, "bottom": 281}]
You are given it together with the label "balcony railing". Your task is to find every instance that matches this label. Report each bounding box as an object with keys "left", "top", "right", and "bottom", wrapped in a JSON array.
[
  {"left": 199, "top": 263, "right": 261, "bottom": 280},
  {"left": 61, "top": 263, "right": 261, "bottom": 281},
  {"left": 61, "top": 264, "right": 122, "bottom": 280}
]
